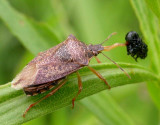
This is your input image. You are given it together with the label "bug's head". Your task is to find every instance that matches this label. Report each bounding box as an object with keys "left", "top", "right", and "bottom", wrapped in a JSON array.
[
  {"left": 125, "top": 31, "right": 148, "bottom": 61},
  {"left": 87, "top": 32, "right": 126, "bottom": 57},
  {"left": 87, "top": 44, "right": 104, "bottom": 56}
]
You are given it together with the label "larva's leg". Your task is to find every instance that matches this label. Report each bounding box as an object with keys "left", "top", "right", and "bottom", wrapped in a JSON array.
[
  {"left": 95, "top": 56, "right": 101, "bottom": 63},
  {"left": 88, "top": 66, "right": 111, "bottom": 89},
  {"left": 23, "top": 80, "right": 67, "bottom": 118},
  {"left": 72, "top": 72, "right": 83, "bottom": 109}
]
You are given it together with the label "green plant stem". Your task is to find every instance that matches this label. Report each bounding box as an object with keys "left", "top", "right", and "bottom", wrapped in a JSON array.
[{"left": 0, "top": 63, "right": 159, "bottom": 125}]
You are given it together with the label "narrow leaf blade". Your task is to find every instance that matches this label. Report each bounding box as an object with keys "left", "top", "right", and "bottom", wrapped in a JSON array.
[
  {"left": 130, "top": 0, "right": 160, "bottom": 110},
  {"left": 0, "top": 0, "right": 59, "bottom": 55},
  {"left": 0, "top": 63, "right": 158, "bottom": 125},
  {"left": 80, "top": 92, "right": 135, "bottom": 125}
]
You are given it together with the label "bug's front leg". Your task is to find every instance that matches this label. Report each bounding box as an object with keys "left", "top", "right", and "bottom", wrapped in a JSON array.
[
  {"left": 72, "top": 72, "right": 83, "bottom": 109},
  {"left": 95, "top": 56, "right": 101, "bottom": 63},
  {"left": 88, "top": 66, "right": 111, "bottom": 89}
]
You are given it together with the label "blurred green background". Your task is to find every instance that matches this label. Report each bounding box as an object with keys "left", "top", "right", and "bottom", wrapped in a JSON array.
[{"left": 0, "top": 0, "right": 159, "bottom": 125}]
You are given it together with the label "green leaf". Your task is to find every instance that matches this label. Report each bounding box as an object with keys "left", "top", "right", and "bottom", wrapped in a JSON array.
[
  {"left": 130, "top": 0, "right": 160, "bottom": 73},
  {"left": 145, "top": 0, "right": 160, "bottom": 21},
  {"left": 80, "top": 91, "right": 135, "bottom": 125},
  {"left": 130, "top": 0, "right": 160, "bottom": 110},
  {"left": 0, "top": 63, "right": 159, "bottom": 125},
  {"left": 0, "top": 0, "right": 59, "bottom": 55},
  {"left": 147, "top": 82, "right": 160, "bottom": 109}
]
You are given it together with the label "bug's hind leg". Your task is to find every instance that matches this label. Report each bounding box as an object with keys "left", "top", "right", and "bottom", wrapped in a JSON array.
[
  {"left": 88, "top": 66, "right": 111, "bottom": 89},
  {"left": 72, "top": 72, "right": 82, "bottom": 109},
  {"left": 23, "top": 80, "right": 67, "bottom": 118}
]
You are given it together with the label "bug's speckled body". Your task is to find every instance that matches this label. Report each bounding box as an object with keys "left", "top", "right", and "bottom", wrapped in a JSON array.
[{"left": 11, "top": 35, "right": 103, "bottom": 95}]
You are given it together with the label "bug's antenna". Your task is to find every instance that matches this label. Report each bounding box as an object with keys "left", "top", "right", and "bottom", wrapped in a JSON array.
[
  {"left": 101, "top": 52, "right": 131, "bottom": 79},
  {"left": 100, "top": 32, "right": 117, "bottom": 45}
]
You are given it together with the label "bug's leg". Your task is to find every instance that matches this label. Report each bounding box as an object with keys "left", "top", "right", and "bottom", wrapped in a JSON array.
[
  {"left": 95, "top": 56, "right": 101, "bottom": 63},
  {"left": 72, "top": 72, "right": 82, "bottom": 109},
  {"left": 88, "top": 66, "right": 111, "bottom": 89},
  {"left": 23, "top": 80, "right": 67, "bottom": 118}
]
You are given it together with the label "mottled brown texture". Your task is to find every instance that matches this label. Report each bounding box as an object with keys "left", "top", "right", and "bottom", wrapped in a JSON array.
[
  {"left": 11, "top": 34, "right": 99, "bottom": 90},
  {"left": 32, "top": 35, "right": 90, "bottom": 85}
]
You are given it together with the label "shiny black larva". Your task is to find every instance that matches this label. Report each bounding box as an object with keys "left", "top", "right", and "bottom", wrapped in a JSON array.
[{"left": 125, "top": 31, "right": 148, "bottom": 61}]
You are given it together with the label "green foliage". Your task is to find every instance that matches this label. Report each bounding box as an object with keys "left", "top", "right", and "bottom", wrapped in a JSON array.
[
  {"left": 145, "top": 0, "right": 160, "bottom": 22},
  {"left": 0, "top": 0, "right": 159, "bottom": 125},
  {"left": 80, "top": 92, "right": 135, "bottom": 125},
  {"left": 130, "top": 0, "right": 160, "bottom": 110},
  {"left": 0, "top": 0, "right": 59, "bottom": 55},
  {"left": 0, "top": 63, "right": 159, "bottom": 125}
]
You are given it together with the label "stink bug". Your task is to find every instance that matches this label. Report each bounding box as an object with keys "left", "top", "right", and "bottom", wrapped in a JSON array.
[{"left": 11, "top": 32, "right": 145, "bottom": 117}]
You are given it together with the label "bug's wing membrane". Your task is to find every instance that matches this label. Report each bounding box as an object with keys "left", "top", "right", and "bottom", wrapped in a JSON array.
[
  {"left": 11, "top": 61, "right": 82, "bottom": 89},
  {"left": 33, "top": 62, "right": 82, "bottom": 85},
  {"left": 11, "top": 63, "right": 38, "bottom": 89}
]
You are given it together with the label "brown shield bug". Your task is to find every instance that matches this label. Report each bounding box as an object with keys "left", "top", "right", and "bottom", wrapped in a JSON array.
[{"left": 11, "top": 32, "right": 140, "bottom": 117}]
